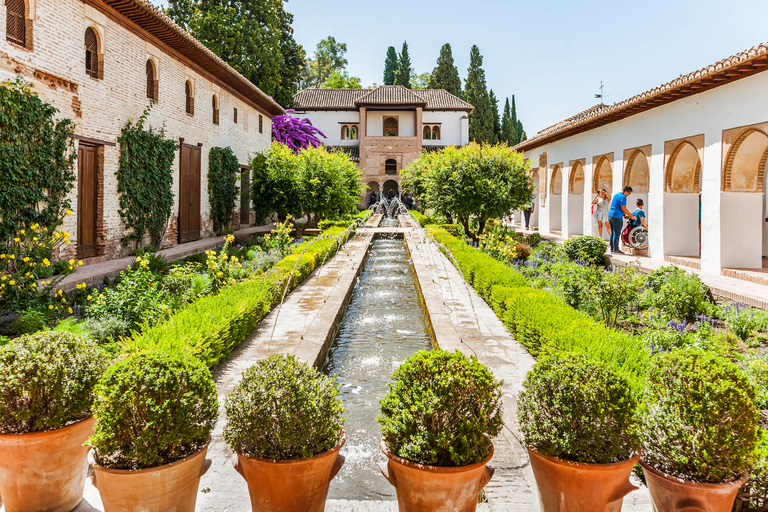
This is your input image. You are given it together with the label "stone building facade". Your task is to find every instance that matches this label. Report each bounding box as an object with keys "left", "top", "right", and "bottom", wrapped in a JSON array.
[
  {"left": 1, "top": 0, "right": 283, "bottom": 261},
  {"left": 292, "top": 85, "right": 472, "bottom": 203},
  {"left": 515, "top": 41, "right": 768, "bottom": 277}
]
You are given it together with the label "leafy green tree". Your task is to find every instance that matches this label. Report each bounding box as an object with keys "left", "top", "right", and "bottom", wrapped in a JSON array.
[
  {"left": 394, "top": 42, "right": 412, "bottom": 88},
  {"left": 251, "top": 143, "right": 363, "bottom": 236},
  {"left": 383, "top": 46, "right": 398, "bottom": 85},
  {"left": 207, "top": 147, "right": 240, "bottom": 235},
  {"left": 402, "top": 143, "right": 534, "bottom": 242},
  {"left": 164, "top": 0, "right": 304, "bottom": 107},
  {"left": 489, "top": 90, "right": 501, "bottom": 144},
  {"left": 464, "top": 46, "right": 495, "bottom": 144},
  {"left": 323, "top": 70, "right": 362, "bottom": 89},
  {"left": 427, "top": 43, "right": 462, "bottom": 97},
  {"left": 301, "top": 36, "right": 349, "bottom": 89},
  {"left": 0, "top": 78, "right": 75, "bottom": 244},
  {"left": 410, "top": 72, "right": 431, "bottom": 90}
]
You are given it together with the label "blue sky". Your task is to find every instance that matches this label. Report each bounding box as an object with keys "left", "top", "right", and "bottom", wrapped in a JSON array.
[{"left": 285, "top": 0, "right": 768, "bottom": 135}]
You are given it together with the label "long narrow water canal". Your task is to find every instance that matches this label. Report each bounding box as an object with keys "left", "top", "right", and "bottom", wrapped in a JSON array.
[{"left": 321, "top": 235, "right": 433, "bottom": 500}]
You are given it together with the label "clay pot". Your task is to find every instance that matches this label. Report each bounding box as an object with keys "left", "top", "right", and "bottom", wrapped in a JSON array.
[
  {"left": 233, "top": 430, "right": 346, "bottom": 512},
  {"left": 91, "top": 441, "right": 211, "bottom": 512},
  {"left": 0, "top": 417, "right": 94, "bottom": 512},
  {"left": 379, "top": 438, "right": 495, "bottom": 512},
  {"left": 640, "top": 461, "right": 748, "bottom": 512},
  {"left": 527, "top": 447, "right": 640, "bottom": 512}
]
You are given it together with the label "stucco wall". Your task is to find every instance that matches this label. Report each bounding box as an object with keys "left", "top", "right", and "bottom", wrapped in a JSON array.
[
  {"left": 366, "top": 110, "right": 416, "bottom": 137},
  {"left": 0, "top": 0, "right": 273, "bottom": 260},
  {"left": 292, "top": 110, "right": 359, "bottom": 147},
  {"left": 422, "top": 111, "right": 465, "bottom": 146},
  {"left": 521, "top": 70, "right": 768, "bottom": 272}
]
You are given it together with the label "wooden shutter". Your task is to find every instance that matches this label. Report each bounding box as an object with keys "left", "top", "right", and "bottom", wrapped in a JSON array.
[
  {"left": 146, "top": 60, "right": 157, "bottom": 100},
  {"left": 212, "top": 95, "right": 219, "bottom": 124},
  {"left": 233, "top": 107, "right": 238, "bottom": 124},
  {"left": 6, "top": 0, "right": 25, "bottom": 46},
  {"left": 185, "top": 82, "right": 193, "bottom": 115},
  {"left": 85, "top": 28, "right": 98, "bottom": 78},
  {"left": 259, "top": 115, "right": 263, "bottom": 134},
  {"left": 77, "top": 145, "right": 98, "bottom": 258}
]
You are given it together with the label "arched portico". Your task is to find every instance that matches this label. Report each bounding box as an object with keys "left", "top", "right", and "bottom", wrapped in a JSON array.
[
  {"left": 568, "top": 160, "right": 585, "bottom": 236},
  {"left": 365, "top": 181, "right": 380, "bottom": 206},
  {"left": 720, "top": 125, "right": 768, "bottom": 268},
  {"left": 591, "top": 154, "right": 613, "bottom": 239},
  {"left": 549, "top": 164, "right": 563, "bottom": 232},
  {"left": 663, "top": 137, "right": 703, "bottom": 258},
  {"left": 383, "top": 179, "right": 399, "bottom": 198},
  {"left": 531, "top": 170, "right": 540, "bottom": 229},
  {"left": 623, "top": 146, "right": 651, "bottom": 249}
]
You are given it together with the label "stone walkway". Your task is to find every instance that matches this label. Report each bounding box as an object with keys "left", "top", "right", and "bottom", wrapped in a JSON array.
[{"left": 56, "top": 224, "right": 275, "bottom": 293}]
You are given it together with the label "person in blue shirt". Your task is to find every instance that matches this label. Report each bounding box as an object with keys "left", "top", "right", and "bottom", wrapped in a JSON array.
[
  {"left": 608, "top": 186, "right": 636, "bottom": 254},
  {"left": 632, "top": 198, "right": 648, "bottom": 229}
]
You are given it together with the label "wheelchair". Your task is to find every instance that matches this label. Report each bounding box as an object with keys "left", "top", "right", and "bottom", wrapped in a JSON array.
[{"left": 621, "top": 221, "right": 648, "bottom": 250}]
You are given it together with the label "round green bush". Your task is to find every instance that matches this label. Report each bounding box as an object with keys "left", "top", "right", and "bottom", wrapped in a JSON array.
[
  {"left": 224, "top": 354, "right": 345, "bottom": 460},
  {"left": 563, "top": 236, "right": 607, "bottom": 266},
  {"left": 518, "top": 354, "right": 640, "bottom": 464},
  {"left": 640, "top": 349, "right": 759, "bottom": 483},
  {"left": 88, "top": 351, "right": 217, "bottom": 470},
  {"left": 0, "top": 331, "right": 107, "bottom": 434},
  {"left": 740, "top": 353, "right": 768, "bottom": 410},
  {"left": 378, "top": 349, "right": 503, "bottom": 467}
]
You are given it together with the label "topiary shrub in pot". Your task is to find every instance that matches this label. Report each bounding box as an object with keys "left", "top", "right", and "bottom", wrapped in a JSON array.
[
  {"left": 377, "top": 349, "right": 503, "bottom": 512},
  {"left": 0, "top": 331, "right": 107, "bottom": 512},
  {"left": 640, "top": 348, "right": 759, "bottom": 512},
  {"left": 517, "top": 353, "right": 640, "bottom": 512},
  {"left": 224, "top": 354, "right": 346, "bottom": 512},
  {"left": 87, "top": 350, "right": 217, "bottom": 512}
]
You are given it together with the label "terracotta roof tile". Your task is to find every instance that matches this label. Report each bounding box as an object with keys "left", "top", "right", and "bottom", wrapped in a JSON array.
[
  {"left": 292, "top": 86, "right": 472, "bottom": 112},
  {"left": 515, "top": 41, "right": 768, "bottom": 152}
]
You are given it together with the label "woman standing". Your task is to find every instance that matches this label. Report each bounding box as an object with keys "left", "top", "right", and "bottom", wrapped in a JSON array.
[{"left": 591, "top": 189, "right": 611, "bottom": 238}]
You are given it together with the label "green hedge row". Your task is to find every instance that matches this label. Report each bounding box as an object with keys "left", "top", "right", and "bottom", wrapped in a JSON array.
[
  {"left": 123, "top": 227, "right": 354, "bottom": 368},
  {"left": 427, "top": 226, "right": 649, "bottom": 392}
]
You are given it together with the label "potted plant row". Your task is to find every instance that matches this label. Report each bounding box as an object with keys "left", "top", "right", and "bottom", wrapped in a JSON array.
[
  {"left": 0, "top": 331, "right": 107, "bottom": 512},
  {"left": 224, "top": 353, "right": 346, "bottom": 512},
  {"left": 517, "top": 354, "right": 641, "bottom": 512},
  {"left": 377, "top": 349, "right": 504, "bottom": 512},
  {"left": 86, "top": 350, "right": 218, "bottom": 512}
]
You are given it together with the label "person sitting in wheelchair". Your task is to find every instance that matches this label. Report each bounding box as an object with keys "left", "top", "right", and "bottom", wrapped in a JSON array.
[{"left": 632, "top": 198, "right": 648, "bottom": 230}]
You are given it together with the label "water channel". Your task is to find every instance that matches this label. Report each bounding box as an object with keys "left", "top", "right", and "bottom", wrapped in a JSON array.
[{"left": 321, "top": 230, "right": 433, "bottom": 500}]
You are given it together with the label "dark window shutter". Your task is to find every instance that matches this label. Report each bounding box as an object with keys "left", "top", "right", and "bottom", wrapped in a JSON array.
[
  {"left": 146, "top": 60, "right": 155, "bottom": 100},
  {"left": 6, "top": 0, "right": 25, "bottom": 46},
  {"left": 259, "top": 115, "right": 263, "bottom": 133},
  {"left": 84, "top": 28, "right": 98, "bottom": 78},
  {"left": 212, "top": 95, "right": 219, "bottom": 124},
  {"left": 234, "top": 107, "right": 238, "bottom": 124},
  {"left": 185, "top": 81, "right": 192, "bottom": 114}
]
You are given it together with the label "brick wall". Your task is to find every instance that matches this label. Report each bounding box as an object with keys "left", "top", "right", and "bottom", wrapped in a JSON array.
[{"left": 0, "top": 0, "right": 273, "bottom": 260}]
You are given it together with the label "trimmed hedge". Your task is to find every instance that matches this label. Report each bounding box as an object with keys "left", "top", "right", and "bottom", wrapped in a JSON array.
[
  {"left": 428, "top": 226, "right": 649, "bottom": 392},
  {"left": 123, "top": 226, "right": 355, "bottom": 367}
]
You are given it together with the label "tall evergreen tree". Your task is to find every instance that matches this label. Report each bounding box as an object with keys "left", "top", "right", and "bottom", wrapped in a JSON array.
[
  {"left": 383, "top": 46, "right": 398, "bottom": 85},
  {"left": 510, "top": 95, "right": 518, "bottom": 136},
  {"left": 464, "top": 45, "right": 495, "bottom": 144},
  {"left": 517, "top": 120, "right": 526, "bottom": 143},
  {"left": 489, "top": 90, "right": 501, "bottom": 144},
  {"left": 165, "top": 0, "right": 304, "bottom": 107},
  {"left": 427, "top": 43, "right": 462, "bottom": 97},
  {"left": 501, "top": 97, "right": 516, "bottom": 146},
  {"left": 394, "top": 42, "right": 412, "bottom": 88}
]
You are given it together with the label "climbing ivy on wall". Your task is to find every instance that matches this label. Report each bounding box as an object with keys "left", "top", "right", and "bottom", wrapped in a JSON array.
[
  {"left": 207, "top": 146, "right": 239, "bottom": 234},
  {"left": 116, "top": 105, "right": 176, "bottom": 249},
  {"left": 0, "top": 78, "right": 75, "bottom": 244}
]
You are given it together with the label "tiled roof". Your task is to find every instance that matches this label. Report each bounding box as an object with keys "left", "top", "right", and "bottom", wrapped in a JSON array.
[
  {"left": 329, "top": 146, "right": 360, "bottom": 161},
  {"left": 515, "top": 41, "right": 768, "bottom": 152},
  {"left": 93, "top": 0, "right": 284, "bottom": 116},
  {"left": 292, "top": 86, "right": 473, "bottom": 112}
]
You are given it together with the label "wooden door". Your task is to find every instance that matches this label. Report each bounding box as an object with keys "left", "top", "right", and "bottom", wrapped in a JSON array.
[
  {"left": 77, "top": 144, "right": 98, "bottom": 258},
  {"left": 240, "top": 167, "right": 250, "bottom": 225},
  {"left": 179, "top": 143, "right": 201, "bottom": 243}
]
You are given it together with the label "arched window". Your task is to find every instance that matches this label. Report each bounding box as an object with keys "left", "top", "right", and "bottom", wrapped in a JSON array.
[
  {"left": 383, "top": 117, "right": 398, "bottom": 137},
  {"left": 146, "top": 60, "right": 158, "bottom": 101},
  {"left": 84, "top": 27, "right": 99, "bottom": 79},
  {"left": 6, "top": 0, "right": 26, "bottom": 47},
  {"left": 185, "top": 80, "right": 194, "bottom": 115},
  {"left": 341, "top": 124, "right": 349, "bottom": 140},
  {"left": 259, "top": 114, "right": 263, "bottom": 134},
  {"left": 349, "top": 125, "right": 357, "bottom": 140},
  {"left": 212, "top": 94, "right": 219, "bottom": 124},
  {"left": 433, "top": 126, "right": 441, "bottom": 140},
  {"left": 233, "top": 107, "right": 238, "bottom": 124},
  {"left": 385, "top": 159, "right": 397, "bottom": 175}
]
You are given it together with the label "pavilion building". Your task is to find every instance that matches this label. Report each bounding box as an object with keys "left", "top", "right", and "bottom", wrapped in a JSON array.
[
  {"left": 292, "top": 85, "right": 472, "bottom": 203},
  {"left": 515, "top": 41, "right": 768, "bottom": 279}
]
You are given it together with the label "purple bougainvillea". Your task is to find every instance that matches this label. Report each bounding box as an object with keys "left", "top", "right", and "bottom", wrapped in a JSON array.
[{"left": 272, "top": 109, "right": 327, "bottom": 152}]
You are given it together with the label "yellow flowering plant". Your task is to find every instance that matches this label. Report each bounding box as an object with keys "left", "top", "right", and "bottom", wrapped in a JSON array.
[{"left": 203, "top": 235, "right": 249, "bottom": 293}]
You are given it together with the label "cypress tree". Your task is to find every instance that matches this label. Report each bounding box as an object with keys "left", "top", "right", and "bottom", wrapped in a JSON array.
[
  {"left": 394, "top": 42, "right": 412, "bottom": 88},
  {"left": 427, "top": 43, "right": 462, "bottom": 96},
  {"left": 383, "top": 46, "right": 398, "bottom": 86},
  {"left": 501, "top": 97, "right": 516, "bottom": 146},
  {"left": 511, "top": 95, "right": 518, "bottom": 134},
  {"left": 464, "top": 45, "right": 495, "bottom": 143},
  {"left": 489, "top": 90, "right": 501, "bottom": 144}
]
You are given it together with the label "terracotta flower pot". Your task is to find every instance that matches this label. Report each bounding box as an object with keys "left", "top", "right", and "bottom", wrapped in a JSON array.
[
  {"left": 0, "top": 417, "right": 94, "bottom": 512},
  {"left": 640, "top": 461, "right": 748, "bottom": 512},
  {"left": 233, "top": 430, "right": 346, "bottom": 512},
  {"left": 527, "top": 447, "right": 640, "bottom": 512},
  {"left": 379, "top": 438, "right": 495, "bottom": 512},
  {"left": 91, "top": 441, "right": 211, "bottom": 512}
]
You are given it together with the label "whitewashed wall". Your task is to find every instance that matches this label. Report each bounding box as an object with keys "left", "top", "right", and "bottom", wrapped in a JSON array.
[
  {"left": 422, "top": 111, "right": 466, "bottom": 146},
  {"left": 366, "top": 110, "right": 416, "bottom": 137},
  {"left": 292, "top": 110, "right": 360, "bottom": 147}
]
